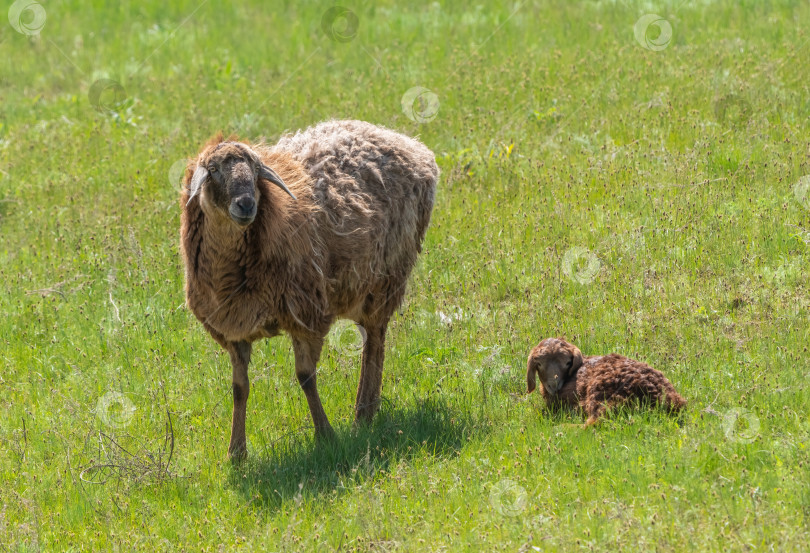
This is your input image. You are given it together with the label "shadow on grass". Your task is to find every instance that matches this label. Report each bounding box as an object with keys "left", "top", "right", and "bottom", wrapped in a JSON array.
[{"left": 227, "top": 396, "right": 480, "bottom": 509}]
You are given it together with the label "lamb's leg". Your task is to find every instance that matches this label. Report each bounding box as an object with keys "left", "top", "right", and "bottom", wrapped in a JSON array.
[
  {"left": 584, "top": 392, "right": 629, "bottom": 427},
  {"left": 583, "top": 415, "right": 602, "bottom": 428},
  {"left": 292, "top": 337, "right": 335, "bottom": 440},
  {"left": 227, "top": 340, "right": 252, "bottom": 461},
  {"left": 355, "top": 322, "right": 388, "bottom": 424},
  {"left": 583, "top": 390, "right": 609, "bottom": 428}
]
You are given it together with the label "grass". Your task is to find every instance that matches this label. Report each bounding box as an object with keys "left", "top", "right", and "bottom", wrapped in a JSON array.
[{"left": 1, "top": 0, "right": 809, "bottom": 550}]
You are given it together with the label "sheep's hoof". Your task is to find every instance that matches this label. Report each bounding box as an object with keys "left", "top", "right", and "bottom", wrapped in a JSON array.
[
  {"left": 315, "top": 425, "right": 337, "bottom": 445},
  {"left": 352, "top": 417, "right": 371, "bottom": 429},
  {"left": 353, "top": 407, "right": 381, "bottom": 426},
  {"left": 228, "top": 445, "right": 248, "bottom": 463}
]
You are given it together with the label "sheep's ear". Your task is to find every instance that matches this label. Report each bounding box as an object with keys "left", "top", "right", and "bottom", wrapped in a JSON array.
[
  {"left": 568, "top": 346, "right": 584, "bottom": 377},
  {"left": 187, "top": 165, "right": 208, "bottom": 205},
  {"left": 259, "top": 163, "right": 297, "bottom": 200},
  {"left": 526, "top": 355, "right": 537, "bottom": 394}
]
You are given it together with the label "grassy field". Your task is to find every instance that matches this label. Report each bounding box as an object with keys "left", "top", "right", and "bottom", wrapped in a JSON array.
[{"left": 1, "top": 0, "right": 810, "bottom": 550}]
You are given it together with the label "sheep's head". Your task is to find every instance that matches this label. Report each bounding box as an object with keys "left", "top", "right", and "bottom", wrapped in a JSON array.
[
  {"left": 187, "top": 141, "right": 296, "bottom": 227},
  {"left": 526, "top": 338, "right": 583, "bottom": 395}
]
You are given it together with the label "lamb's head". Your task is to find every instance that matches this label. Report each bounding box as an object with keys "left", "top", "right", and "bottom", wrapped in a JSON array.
[
  {"left": 187, "top": 140, "right": 296, "bottom": 227},
  {"left": 526, "top": 338, "right": 583, "bottom": 395}
]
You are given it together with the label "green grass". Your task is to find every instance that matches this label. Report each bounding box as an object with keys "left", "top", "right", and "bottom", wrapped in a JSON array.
[{"left": 1, "top": 0, "right": 809, "bottom": 550}]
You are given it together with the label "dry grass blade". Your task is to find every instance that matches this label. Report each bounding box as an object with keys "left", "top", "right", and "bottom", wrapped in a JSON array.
[
  {"left": 25, "top": 274, "right": 88, "bottom": 298},
  {"left": 78, "top": 386, "right": 177, "bottom": 488}
]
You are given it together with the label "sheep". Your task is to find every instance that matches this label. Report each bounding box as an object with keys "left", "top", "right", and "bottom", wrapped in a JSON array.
[
  {"left": 179, "top": 120, "right": 438, "bottom": 459},
  {"left": 526, "top": 338, "right": 686, "bottom": 426}
]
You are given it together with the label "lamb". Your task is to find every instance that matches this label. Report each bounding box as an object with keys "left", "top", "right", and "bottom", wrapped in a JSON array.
[
  {"left": 526, "top": 338, "right": 686, "bottom": 426},
  {"left": 179, "top": 120, "right": 438, "bottom": 459}
]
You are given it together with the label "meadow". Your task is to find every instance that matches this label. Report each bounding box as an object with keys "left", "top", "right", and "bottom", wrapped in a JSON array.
[{"left": 1, "top": 0, "right": 809, "bottom": 550}]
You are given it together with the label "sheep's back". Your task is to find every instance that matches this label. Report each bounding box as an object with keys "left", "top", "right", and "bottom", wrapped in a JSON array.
[
  {"left": 578, "top": 354, "right": 676, "bottom": 403},
  {"left": 272, "top": 120, "right": 438, "bottom": 311}
]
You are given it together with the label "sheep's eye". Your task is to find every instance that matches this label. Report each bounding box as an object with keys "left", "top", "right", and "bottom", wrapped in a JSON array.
[
  {"left": 208, "top": 165, "right": 218, "bottom": 174},
  {"left": 565, "top": 359, "right": 573, "bottom": 370}
]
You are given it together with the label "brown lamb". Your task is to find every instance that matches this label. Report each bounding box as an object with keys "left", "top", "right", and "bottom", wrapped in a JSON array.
[
  {"left": 180, "top": 120, "right": 438, "bottom": 459},
  {"left": 526, "top": 338, "right": 686, "bottom": 426}
]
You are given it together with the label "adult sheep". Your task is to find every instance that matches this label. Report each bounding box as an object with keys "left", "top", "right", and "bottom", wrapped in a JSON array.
[{"left": 180, "top": 120, "right": 438, "bottom": 459}]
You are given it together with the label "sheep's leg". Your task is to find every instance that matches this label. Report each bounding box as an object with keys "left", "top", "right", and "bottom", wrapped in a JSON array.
[
  {"left": 355, "top": 322, "right": 387, "bottom": 424},
  {"left": 227, "top": 340, "right": 252, "bottom": 461},
  {"left": 583, "top": 393, "right": 608, "bottom": 428},
  {"left": 583, "top": 415, "right": 602, "bottom": 428},
  {"left": 292, "top": 337, "right": 335, "bottom": 440},
  {"left": 584, "top": 393, "right": 629, "bottom": 428}
]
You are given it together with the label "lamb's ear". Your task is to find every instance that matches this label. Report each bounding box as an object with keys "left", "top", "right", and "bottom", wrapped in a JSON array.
[
  {"left": 259, "top": 163, "right": 297, "bottom": 200},
  {"left": 187, "top": 165, "right": 208, "bottom": 205},
  {"left": 568, "top": 346, "right": 584, "bottom": 377},
  {"left": 526, "top": 355, "right": 537, "bottom": 394}
]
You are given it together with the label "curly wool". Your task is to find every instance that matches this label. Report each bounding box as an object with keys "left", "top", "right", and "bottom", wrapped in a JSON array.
[
  {"left": 572, "top": 354, "right": 687, "bottom": 424},
  {"left": 529, "top": 338, "right": 686, "bottom": 425}
]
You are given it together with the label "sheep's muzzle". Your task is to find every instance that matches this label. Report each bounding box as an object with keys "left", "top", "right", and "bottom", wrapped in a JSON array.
[
  {"left": 544, "top": 375, "right": 563, "bottom": 395},
  {"left": 229, "top": 194, "right": 257, "bottom": 226}
]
